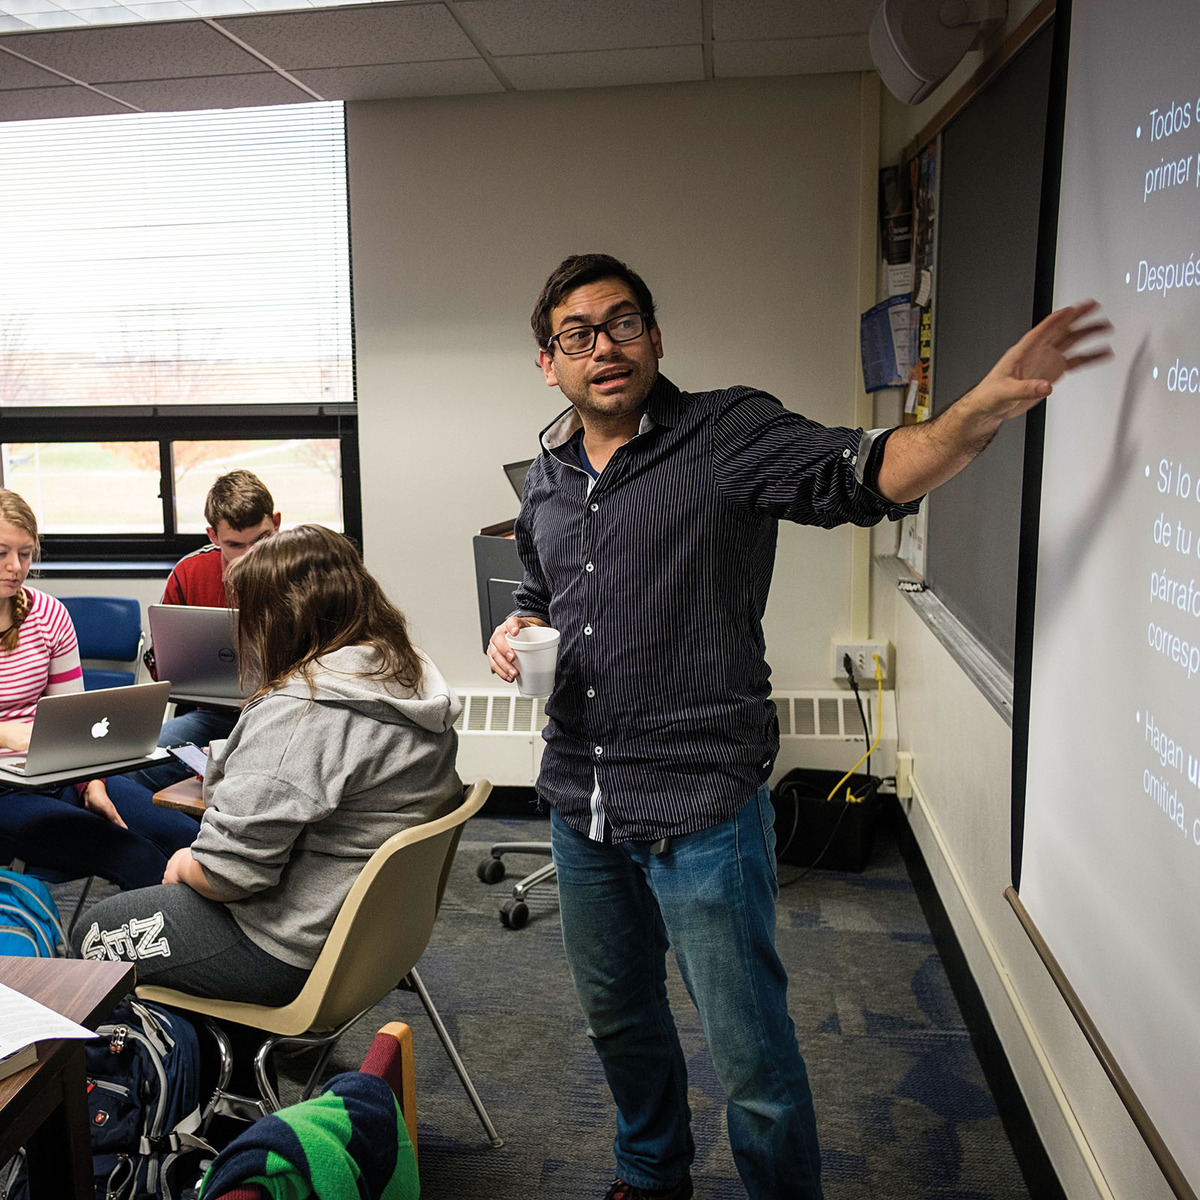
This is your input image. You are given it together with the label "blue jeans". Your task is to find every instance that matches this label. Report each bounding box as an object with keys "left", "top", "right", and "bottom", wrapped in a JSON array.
[
  {"left": 551, "top": 785, "right": 823, "bottom": 1199},
  {"left": 0, "top": 774, "right": 196, "bottom": 891},
  {"left": 127, "top": 706, "right": 239, "bottom": 791}
]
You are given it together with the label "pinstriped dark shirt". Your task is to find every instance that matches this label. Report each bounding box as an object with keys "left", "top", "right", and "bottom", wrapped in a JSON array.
[{"left": 512, "top": 373, "right": 918, "bottom": 843}]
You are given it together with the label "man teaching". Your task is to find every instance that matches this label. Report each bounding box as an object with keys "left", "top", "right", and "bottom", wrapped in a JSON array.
[{"left": 487, "top": 253, "right": 1109, "bottom": 1200}]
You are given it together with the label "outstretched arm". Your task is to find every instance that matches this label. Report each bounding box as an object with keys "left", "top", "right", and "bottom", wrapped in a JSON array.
[{"left": 877, "top": 301, "right": 1112, "bottom": 503}]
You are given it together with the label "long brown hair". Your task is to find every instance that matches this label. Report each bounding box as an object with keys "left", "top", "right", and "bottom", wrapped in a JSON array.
[
  {"left": 225, "top": 524, "right": 423, "bottom": 700},
  {"left": 0, "top": 489, "right": 38, "bottom": 654}
]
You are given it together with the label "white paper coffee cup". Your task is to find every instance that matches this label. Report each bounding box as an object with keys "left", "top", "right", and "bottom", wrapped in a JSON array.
[{"left": 505, "top": 626, "right": 560, "bottom": 698}]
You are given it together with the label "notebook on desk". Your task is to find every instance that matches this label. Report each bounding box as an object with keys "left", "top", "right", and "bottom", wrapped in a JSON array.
[
  {"left": 148, "top": 604, "right": 249, "bottom": 705},
  {"left": 0, "top": 681, "right": 172, "bottom": 783}
]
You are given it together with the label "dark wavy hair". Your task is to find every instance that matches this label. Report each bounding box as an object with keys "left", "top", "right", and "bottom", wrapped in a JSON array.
[
  {"left": 530, "top": 253, "right": 657, "bottom": 351},
  {"left": 225, "top": 524, "right": 422, "bottom": 700},
  {"left": 0, "top": 489, "right": 38, "bottom": 654}
]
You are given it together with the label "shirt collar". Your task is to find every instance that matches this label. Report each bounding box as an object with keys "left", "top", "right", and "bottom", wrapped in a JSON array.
[{"left": 538, "top": 373, "right": 683, "bottom": 453}]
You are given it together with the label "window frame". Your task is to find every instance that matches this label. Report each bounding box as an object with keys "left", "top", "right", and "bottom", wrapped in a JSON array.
[{"left": 0, "top": 405, "right": 361, "bottom": 566}]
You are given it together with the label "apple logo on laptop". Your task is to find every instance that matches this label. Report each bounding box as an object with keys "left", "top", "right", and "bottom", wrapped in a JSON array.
[{"left": 91, "top": 717, "right": 110, "bottom": 739}]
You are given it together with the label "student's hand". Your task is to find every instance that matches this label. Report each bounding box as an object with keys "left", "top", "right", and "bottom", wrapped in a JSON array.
[
  {"left": 163, "top": 847, "right": 193, "bottom": 886},
  {"left": 486, "top": 615, "right": 548, "bottom": 682},
  {"left": 0, "top": 721, "right": 32, "bottom": 753},
  {"left": 163, "top": 847, "right": 225, "bottom": 900},
  {"left": 83, "top": 779, "right": 128, "bottom": 829}
]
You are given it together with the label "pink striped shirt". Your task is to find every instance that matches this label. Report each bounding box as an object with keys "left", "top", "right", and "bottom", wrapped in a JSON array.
[{"left": 0, "top": 588, "right": 84, "bottom": 724}]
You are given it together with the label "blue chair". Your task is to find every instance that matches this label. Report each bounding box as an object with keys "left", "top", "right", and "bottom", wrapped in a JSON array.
[{"left": 58, "top": 595, "right": 143, "bottom": 690}]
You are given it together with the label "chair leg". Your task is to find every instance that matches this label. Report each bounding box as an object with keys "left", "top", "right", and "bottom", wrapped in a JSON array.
[
  {"left": 299, "top": 1041, "right": 339, "bottom": 1101},
  {"left": 65, "top": 875, "right": 95, "bottom": 946},
  {"left": 253, "top": 1035, "right": 285, "bottom": 1113},
  {"left": 405, "top": 967, "right": 504, "bottom": 1148},
  {"left": 199, "top": 1020, "right": 270, "bottom": 1129}
]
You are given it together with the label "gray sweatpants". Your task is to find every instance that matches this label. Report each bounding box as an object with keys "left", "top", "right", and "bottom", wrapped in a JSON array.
[{"left": 73, "top": 883, "right": 309, "bottom": 1008}]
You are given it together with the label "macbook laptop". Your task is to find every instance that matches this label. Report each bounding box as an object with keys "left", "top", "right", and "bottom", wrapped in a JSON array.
[
  {"left": 148, "top": 604, "right": 249, "bottom": 705},
  {"left": 0, "top": 681, "right": 172, "bottom": 783}
]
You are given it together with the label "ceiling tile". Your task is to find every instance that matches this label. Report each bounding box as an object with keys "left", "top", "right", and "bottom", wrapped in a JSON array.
[
  {"left": 187, "top": 0, "right": 254, "bottom": 12},
  {"left": 217, "top": 4, "right": 475, "bottom": 70},
  {"left": 457, "top": 0, "right": 699, "bottom": 56},
  {"left": 101, "top": 67, "right": 313, "bottom": 106},
  {"left": 499, "top": 43, "right": 703, "bottom": 92},
  {"left": 295, "top": 57, "right": 502, "bottom": 100},
  {"left": 715, "top": 35, "right": 873, "bottom": 77},
  {"left": 73, "top": 5, "right": 147, "bottom": 19},
  {"left": 0, "top": 15, "right": 35, "bottom": 29},
  {"left": 0, "top": 80, "right": 131, "bottom": 116},
  {"left": 0, "top": 45, "right": 65, "bottom": 84},
  {"left": 20, "top": 9, "right": 87, "bottom": 26},
  {"left": 4, "top": 21, "right": 265, "bottom": 80},
  {"left": 125, "top": 1, "right": 196, "bottom": 19},
  {"left": 2, "top": 0, "right": 58, "bottom": 14},
  {"left": 713, "top": 0, "right": 877, "bottom": 41}
]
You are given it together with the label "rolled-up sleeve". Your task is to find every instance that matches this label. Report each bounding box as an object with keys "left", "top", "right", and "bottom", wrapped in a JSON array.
[{"left": 711, "top": 390, "right": 919, "bottom": 527}]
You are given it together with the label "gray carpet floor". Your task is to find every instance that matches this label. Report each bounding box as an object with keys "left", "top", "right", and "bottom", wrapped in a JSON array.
[{"left": 57, "top": 811, "right": 1031, "bottom": 1200}]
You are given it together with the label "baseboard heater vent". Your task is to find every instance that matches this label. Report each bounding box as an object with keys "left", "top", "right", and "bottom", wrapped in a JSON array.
[{"left": 454, "top": 689, "right": 897, "bottom": 789}]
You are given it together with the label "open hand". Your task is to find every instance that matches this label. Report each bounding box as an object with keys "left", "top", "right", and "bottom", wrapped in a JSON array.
[
  {"left": 83, "top": 779, "right": 128, "bottom": 829},
  {"left": 972, "top": 300, "right": 1113, "bottom": 421}
]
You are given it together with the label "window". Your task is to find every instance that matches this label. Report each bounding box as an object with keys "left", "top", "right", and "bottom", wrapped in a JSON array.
[{"left": 0, "top": 101, "right": 357, "bottom": 562}]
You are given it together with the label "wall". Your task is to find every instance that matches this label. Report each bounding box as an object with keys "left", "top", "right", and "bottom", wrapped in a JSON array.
[
  {"left": 875, "top": 4, "right": 1178, "bottom": 1195},
  {"left": 347, "top": 74, "right": 873, "bottom": 688}
]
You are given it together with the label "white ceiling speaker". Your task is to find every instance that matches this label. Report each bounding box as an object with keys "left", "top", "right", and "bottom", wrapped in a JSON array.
[{"left": 869, "top": 0, "right": 1009, "bottom": 104}]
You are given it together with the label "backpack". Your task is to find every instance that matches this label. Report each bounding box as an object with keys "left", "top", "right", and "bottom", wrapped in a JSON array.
[
  {"left": 85, "top": 998, "right": 206, "bottom": 1200},
  {"left": 0, "top": 867, "right": 64, "bottom": 957}
]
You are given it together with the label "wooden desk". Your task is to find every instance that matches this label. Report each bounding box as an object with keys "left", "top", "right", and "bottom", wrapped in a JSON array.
[
  {"left": 152, "top": 777, "right": 205, "bottom": 818},
  {"left": 0, "top": 957, "right": 134, "bottom": 1199}
]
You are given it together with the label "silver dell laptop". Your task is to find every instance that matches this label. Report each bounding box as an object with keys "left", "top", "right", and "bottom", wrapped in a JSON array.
[
  {"left": 148, "top": 604, "right": 249, "bottom": 705},
  {"left": 0, "top": 681, "right": 172, "bottom": 785}
]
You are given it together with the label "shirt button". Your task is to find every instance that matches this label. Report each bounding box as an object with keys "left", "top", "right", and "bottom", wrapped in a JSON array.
[
  {"left": 594, "top": 745, "right": 603, "bottom": 756},
  {"left": 590, "top": 503, "right": 599, "bottom": 512},
  {"left": 851, "top": 454, "right": 858, "bottom": 465},
  {"left": 585, "top": 562, "right": 594, "bottom": 572},
  {"left": 584, "top": 625, "right": 593, "bottom": 635},
  {"left": 842, "top": 448, "right": 851, "bottom": 458},
  {"left": 586, "top": 687, "right": 596, "bottom": 698}
]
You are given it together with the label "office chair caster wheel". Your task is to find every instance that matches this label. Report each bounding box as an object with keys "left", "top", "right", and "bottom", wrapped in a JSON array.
[
  {"left": 499, "top": 898, "right": 529, "bottom": 929},
  {"left": 477, "top": 856, "right": 506, "bottom": 885}
]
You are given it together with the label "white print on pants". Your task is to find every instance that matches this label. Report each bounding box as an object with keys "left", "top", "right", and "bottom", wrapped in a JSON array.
[{"left": 80, "top": 911, "right": 172, "bottom": 961}]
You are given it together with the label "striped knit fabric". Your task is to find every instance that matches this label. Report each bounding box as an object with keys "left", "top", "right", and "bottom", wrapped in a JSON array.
[
  {"left": 0, "top": 588, "right": 82, "bottom": 729},
  {"left": 199, "top": 1072, "right": 417, "bottom": 1200}
]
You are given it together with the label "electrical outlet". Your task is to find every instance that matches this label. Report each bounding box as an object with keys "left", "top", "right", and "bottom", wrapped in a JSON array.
[
  {"left": 895, "top": 750, "right": 913, "bottom": 799},
  {"left": 831, "top": 639, "right": 893, "bottom": 685}
]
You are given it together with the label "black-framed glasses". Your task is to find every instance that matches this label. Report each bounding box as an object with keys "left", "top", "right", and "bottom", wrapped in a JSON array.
[{"left": 548, "top": 311, "right": 650, "bottom": 356}]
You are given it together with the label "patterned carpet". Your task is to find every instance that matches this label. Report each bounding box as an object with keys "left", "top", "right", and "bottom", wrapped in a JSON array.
[
  {"left": 288, "top": 810, "right": 1031, "bottom": 1200},
  {"left": 53, "top": 808, "right": 1033, "bottom": 1200}
]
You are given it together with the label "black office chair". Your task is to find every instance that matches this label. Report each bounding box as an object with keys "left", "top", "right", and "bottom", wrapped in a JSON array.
[{"left": 477, "top": 841, "right": 556, "bottom": 929}]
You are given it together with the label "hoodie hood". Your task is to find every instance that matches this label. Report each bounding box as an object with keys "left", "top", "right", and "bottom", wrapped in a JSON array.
[{"left": 271, "top": 644, "right": 462, "bottom": 733}]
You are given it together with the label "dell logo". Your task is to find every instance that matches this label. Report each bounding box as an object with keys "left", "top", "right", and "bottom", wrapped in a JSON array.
[
  {"left": 217, "top": 649, "right": 235, "bottom": 664},
  {"left": 90, "top": 717, "right": 110, "bottom": 739}
]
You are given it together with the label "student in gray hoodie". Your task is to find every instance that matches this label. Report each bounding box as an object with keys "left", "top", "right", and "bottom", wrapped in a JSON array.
[{"left": 74, "top": 525, "right": 463, "bottom": 1006}]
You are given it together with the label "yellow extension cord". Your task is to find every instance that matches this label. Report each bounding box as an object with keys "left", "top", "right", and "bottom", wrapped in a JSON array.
[{"left": 825, "top": 653, "right": 884, "bottom": 804}]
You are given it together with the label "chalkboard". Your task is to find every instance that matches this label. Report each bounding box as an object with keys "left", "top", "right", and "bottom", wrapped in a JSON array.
[{"left": 923, "top": 21, "right": 1054, "bottom": 675}]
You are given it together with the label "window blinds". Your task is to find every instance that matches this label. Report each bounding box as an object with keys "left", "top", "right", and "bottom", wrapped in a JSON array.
[{"left": 0, "top": 101, "right": 352, "bottom": 409}]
